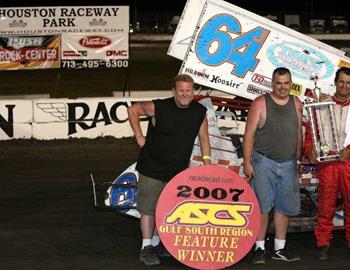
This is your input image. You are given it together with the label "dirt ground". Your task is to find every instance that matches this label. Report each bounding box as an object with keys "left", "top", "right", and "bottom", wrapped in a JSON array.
[{"left": 1, "top": 137, "right": 350, "bottom": 270}]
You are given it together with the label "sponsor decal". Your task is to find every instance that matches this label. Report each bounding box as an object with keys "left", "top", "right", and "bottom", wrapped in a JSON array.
[
  {"left": 338, "top": 59, "right": 350, "bottom": 69},
  {"left": 79, "top": 35, "right": 112, "bottom": 48},
  {"left": 210, "top": 75, "right": 242, "bottom": 89},
  {"left": 290, "top": 82, "right": 303, "bottom": 96},
  {"left": 6, "top": 36, "right": 44, "bottom": 49},
  {"left": 0, "top": 48, "right": 58, "bottom": 61},
  {"left": 267, "top": 42, "right": 334, "bottom": 80},
  {"left": 156, "top": 165, "right": 260, "bottom": 269},
  {"left": 106, "top": 50, "right": 127, "bottom": 57},
  {"left": 0, "top": 35, "right": 60, "bottom": 69},
  {"left": 251, "top": 73, "right": 272, "bottom": 88},
  {"left": 184, "top": 67, "right": 210, "bottom": 80},
  {"left": 247, "top": 84, "right": 270, "bottom": 95},
  {"left": 165, "top": 201, "right": 252, "bottom": 226},
  {"left": 299, "top": 163, "right": 318, "bottom": 175},
  {"left": 1, "top": 36, "right": 58, "bottom": 50}
]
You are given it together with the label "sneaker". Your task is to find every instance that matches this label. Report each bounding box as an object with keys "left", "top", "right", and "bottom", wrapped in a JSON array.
[
  {"left": 252, "top": 248, "right": 266, "bottom": 264},
  {"left": 139, "top": 245, "right": 161, "bottom": 266},
  {"left": 153, "top": 243, "right": 171, "bottom": 257},
  {"left": 272, "top": 248, "right": 300, "bottom": 262},
  {"left": 318, "top": 246, "right": 328, "bottom": 261}
]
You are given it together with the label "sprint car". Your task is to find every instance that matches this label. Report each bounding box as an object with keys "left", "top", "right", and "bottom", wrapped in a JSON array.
[{"left": 91, "top": 95, "right": 344, "bottom": 232}]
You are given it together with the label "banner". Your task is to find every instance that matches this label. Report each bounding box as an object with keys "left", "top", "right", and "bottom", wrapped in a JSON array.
[
  {"left": 0, "top": 35, "right": 60, "bottom": 70},
  {"left": 0, "top": 6, "right": 128, "bottom": 35},
  {"left": 168, "top": 0, "right": 350, "bottom": 99},
  {"left": 61, "top": 33, "right": 128, "bottom": 68}
]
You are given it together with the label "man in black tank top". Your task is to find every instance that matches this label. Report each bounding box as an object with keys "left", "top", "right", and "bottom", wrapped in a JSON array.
[
  {"left": 127, "top": 74, "right": 211, "bottom": 266},
  {"left": 243, "top": 67, "right": 303, "bottom": 264}
]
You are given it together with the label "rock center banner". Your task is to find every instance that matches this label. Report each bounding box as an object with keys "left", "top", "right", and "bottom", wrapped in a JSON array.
[
  {"left": 0, "top": 35, "right": 60, "bottom": 69},
  {"left": 156, "top": 165, "right": 260, "bottom": 269}
]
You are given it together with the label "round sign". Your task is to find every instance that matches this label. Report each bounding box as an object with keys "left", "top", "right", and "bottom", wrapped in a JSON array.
[{"left": 156, "top": 165, "right": 260, "bottom": 270}]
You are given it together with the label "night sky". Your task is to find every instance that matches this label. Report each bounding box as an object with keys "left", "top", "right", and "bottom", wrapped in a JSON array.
[{"left": 1, "top": 0, "right": 348, "bottom": 13}]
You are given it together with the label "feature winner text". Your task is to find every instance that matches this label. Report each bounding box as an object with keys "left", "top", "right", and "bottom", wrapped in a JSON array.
[{"left": 159, "top": 225, "right": 253, "bottom": 262}]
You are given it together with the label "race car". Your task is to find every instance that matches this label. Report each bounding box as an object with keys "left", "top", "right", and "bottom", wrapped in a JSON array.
[{"left": 91, "top": 95, "right": 345, "bottom": 232}]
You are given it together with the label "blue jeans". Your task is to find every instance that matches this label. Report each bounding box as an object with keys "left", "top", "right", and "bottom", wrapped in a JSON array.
[{"left": 252, "top": 151, "right": 300, "bottom": 216}]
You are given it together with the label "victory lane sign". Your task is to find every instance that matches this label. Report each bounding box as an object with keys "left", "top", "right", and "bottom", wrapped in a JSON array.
[{"left": 156, "top": 165, "right": 261, "bottom": 270}]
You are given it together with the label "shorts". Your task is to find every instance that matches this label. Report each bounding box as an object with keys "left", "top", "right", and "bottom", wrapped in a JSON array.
[
  {"left": 251, "top": 150, "right": 300, "bottom": 216},
  {"left": 137, "top": 174, "right": 167, "bottom": 216}
]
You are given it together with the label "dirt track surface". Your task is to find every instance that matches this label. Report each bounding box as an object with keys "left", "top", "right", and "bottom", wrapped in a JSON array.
[{"left": 1, "top": 138, "right": 350, "bottom": 270}]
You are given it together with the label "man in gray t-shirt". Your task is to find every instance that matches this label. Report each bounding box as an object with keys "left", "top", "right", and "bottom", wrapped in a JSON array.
[{"left": 243, "top": 67, "right": 303, "bottom": 264}]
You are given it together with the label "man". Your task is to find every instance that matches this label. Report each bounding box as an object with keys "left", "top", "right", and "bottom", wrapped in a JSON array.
[
  {"left": 304, "top": 67, "right": 350, "bottom": 260},
  {"left": 243, "top": 67, "right": 303, "bottom": 264},
  {"left": 127, "top": 74, "right": 211, "bottom": 266}
]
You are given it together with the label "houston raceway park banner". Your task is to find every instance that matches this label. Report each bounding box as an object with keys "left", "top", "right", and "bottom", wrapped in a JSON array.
[
  {"left": 0, "top": 6, "right": 129, "bottom": 70},
  {"left": 168, "top": 0, "right": 350, "bottom": 100}
]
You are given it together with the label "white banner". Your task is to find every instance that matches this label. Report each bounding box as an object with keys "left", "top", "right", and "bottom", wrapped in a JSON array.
[
  {"left": 33, "top": 97, "right": 151, "bottom": 140},
  {"left": 1, "top": 97, "right": 154, "bottom": 140},
  {"left": 0, "top": 100, "right": 32, "bottom": 122},
  {"left": 0, "top": 6, "right": 129, "bottom": 35},
  {"left": 61, "top": 32, "right": 128, "bottom": 68},
  {"left": 0, "top": 6, "right": 129, "bottom": 70},
  {"left": 0, "top": 100, "right": 33, "bottom": 139},
  {"left": 169, "top": 0, "right": 350, "bottom": 100},
  {"left": 61, "top": 33, "right": 128, "bottom": 60}
]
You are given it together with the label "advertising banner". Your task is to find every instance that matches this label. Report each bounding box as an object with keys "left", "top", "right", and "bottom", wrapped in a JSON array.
[
  {"left": 61, "top": 33, "right": 128, "bottom": 68},
  {"left": 0, "top": 6, "right": 129, "bottom": 35},
  {"left": 169, "top": 0, "right": 350, "bottom": 99},
  {"left": 0, "top": 35, "right": 60, "bottom": 70},
  {"left": 0, "top": 6, "right": 129, "bottom": 70}
]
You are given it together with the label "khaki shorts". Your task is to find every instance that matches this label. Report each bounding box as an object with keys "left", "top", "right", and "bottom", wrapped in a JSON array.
[{"left": 137, "top": 174, "right": 167, "bottom": 216}]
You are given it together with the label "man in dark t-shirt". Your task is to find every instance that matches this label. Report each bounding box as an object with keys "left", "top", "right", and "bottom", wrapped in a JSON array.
[{"left": 127, "top": 74, "right": 211, "bottom": 266}]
